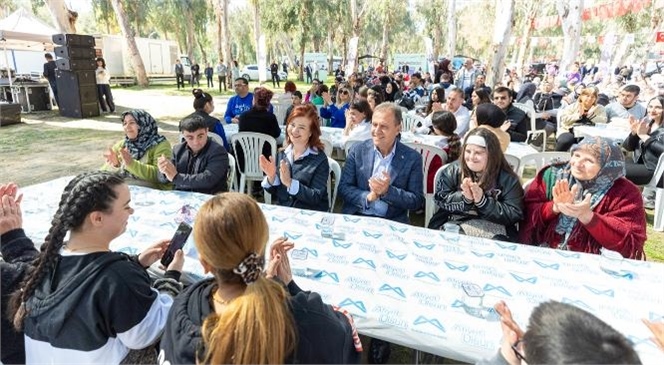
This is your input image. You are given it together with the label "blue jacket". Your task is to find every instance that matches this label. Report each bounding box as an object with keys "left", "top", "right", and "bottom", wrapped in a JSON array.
[
  {"left": 320, "top": 103, "right": 349, "bottom": 128},
  {"left": 264, "top": 149, "right": 330, "bottom": 212},
  {"left": 338, "top": 139, "right": 424, "bottom": 223}
]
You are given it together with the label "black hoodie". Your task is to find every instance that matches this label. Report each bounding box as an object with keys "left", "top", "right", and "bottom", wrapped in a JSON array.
[{"left": 159, "top": 278, "right": 362, "bottom": 364}]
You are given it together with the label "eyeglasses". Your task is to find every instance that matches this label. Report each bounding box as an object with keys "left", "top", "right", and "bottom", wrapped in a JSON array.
[
  {"left": 234, "top": 84, "right": 247, "bottom": 88},
  {"left": 511, "top": 340, "right": 527, "bottom": 362},
  {"left": 341, "top": 90, "right": 349, "bottom": 95}
]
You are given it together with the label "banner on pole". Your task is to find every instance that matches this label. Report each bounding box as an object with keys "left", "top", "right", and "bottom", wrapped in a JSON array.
[
  {"left": 346, "top": 37, "right": 359, "bottom": 76},
  {"left": 258, "top": 34, "right": 267, "bottom": 83},
  {"left": 424, "top": 37, "right": 435, "bottom": 74}
]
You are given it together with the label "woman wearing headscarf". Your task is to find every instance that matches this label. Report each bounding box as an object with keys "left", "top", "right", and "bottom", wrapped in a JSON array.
[
  {"left": 102, "top": 109, "right": 172, "bottom": 190},
  {"left": 520, "top": 137, "right": 646, "bottom": 259}
]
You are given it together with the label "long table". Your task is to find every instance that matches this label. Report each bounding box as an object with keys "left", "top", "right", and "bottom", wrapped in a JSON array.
[{"left": 20, "top": 177, "right": 664, "bottom": 364}]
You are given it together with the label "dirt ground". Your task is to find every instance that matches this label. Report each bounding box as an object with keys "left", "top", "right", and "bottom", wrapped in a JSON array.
[{"left": 0, "top": 88, "right": 231, "bottom": 186}]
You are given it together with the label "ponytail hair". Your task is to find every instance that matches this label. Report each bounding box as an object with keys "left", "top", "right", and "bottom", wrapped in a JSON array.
[
  {"left": 193, "top": 88, "right": 212, "bottom": 111},
  {"left": 8, "top": 171, "right": 125, "bottom": 330},
  {"left": 194, "top": 193, "right": 296, "bottom": 364}
]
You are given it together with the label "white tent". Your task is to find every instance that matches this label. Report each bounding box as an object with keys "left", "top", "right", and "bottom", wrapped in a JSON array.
[{"left": 0, "top": 8, "right": 57, "bottom": 51}]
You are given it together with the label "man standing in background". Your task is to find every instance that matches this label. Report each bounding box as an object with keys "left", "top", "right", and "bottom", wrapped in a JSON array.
[
  {"left": 216, "top": 60, "right": 227, "bottom": 92},
  {"left": 43, "top": 53, "right": 58, "bottom": 106},
  {"left": 174, "top": 59, "right": 185, "bottom": 90}
]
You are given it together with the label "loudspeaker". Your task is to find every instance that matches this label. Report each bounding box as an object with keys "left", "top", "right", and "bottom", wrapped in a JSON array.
[
  {"left": 16, "top": 86, "right": 51, "bottom": 112},
  {"left": 55, "top": 70, "right": 96, "bottom": 87},
  {"left": 56, "top": 58, "right": 96, "bottom": 71},
  {"left": 56, "top": 70, "right": 100, "bottom": 118},
  {"left": 54, "top": 46, "right": 96, "bottom": 60},
  {"left": 52, "top": 34, "right": 95, "bottom": 47}
]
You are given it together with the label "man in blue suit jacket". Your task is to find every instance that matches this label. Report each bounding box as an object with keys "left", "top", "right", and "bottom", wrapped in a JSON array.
[{"left": 338, "top": 103, "right": 424, "bottom": 224}]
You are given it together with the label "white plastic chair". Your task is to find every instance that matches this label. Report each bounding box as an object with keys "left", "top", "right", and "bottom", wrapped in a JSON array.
[
  {"left": 227, "top": 154, "right": 236, "bottom": 192},
  {"left": 321, "top": 137, "right": 334, "bottom": 157},
  {"left": 517, "top": 152, "right": 570, "bottom": 179},
  {"left": 504, "top": 153, "right": 521, "bottom": 174},
  {"left": 645, "top": 153, "right": 664, "bottom": 231},
  {"left": 207, "top": 132, "right": 224, "bottom": 147},
  {"left": 405, "top": 142, "right": 448, "bottom": 227},
  {"left": 327, "top": 157, "right": 341, "bottom": 212},
  {"left": 514, "top": 102, "right": 546, "bottom": 152},
  {"left": 403, "top": 113, "right": 425, "bottom": 133},
  {"left": 273, "top": 104, "right": 288, "bottom": 126},
  {"left": 231, "top": 132, "right": 277, "bottom": 204}
]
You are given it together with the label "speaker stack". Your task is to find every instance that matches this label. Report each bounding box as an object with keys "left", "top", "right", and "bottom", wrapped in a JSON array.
[{"left": 53, "top": 34, "right": 100, "bottom": 118}]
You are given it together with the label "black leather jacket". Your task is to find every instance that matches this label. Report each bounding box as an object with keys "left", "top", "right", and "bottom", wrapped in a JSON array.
[
  {"left": 433, "top": 161, "right": 524, "bottom": 240},
  {"left": 623, "top": 124, "right": 664, "bottom": 171}
]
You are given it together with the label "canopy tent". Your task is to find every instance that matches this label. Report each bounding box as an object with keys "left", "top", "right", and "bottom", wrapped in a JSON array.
[{"left": 0, "top": 8, "right": 57, "bottom": 97}]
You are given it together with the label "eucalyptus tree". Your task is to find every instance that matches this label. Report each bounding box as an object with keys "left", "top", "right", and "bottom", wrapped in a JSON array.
[
  {"left": 557, "top": 0, "right": 583, "bottom": 74},
  {"left": 487, "top": 0, "right": 515, "bottom": 87},
  {"left": 109, "top": 0, "right": 148, "bottom": 86},
  {"left": 44, "top": 0, "right": 77, "bottom": 33},
  {"left": 416, "top": 0, "right": 446, "bottom": 61}
]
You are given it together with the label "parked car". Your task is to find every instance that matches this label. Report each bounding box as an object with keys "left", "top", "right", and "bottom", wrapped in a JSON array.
[{"left": 240, "top": 64, "right": 288, "bottom": 81}]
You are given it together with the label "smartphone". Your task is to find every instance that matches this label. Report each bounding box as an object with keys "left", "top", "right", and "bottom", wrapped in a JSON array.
[{"left": 160, "top": 222, "right": 193, "bottom": 267}]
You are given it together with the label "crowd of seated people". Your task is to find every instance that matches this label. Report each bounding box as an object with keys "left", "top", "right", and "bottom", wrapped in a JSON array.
[{"left": 4, "top": 57, "right": 664, "bottom": 364}]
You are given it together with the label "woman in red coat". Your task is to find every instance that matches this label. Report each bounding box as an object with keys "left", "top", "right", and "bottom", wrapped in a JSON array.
[{"left": 520, "top": 136, "right": 646, "bottom": 259}]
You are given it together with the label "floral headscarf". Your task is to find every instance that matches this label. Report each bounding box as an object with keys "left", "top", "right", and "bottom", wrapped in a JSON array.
[
  {"left": 550, "top": 136, "right": 625, "bottom": 248},
  {"left": 122, "top": 110, "right": 167, "bottom": 160}
]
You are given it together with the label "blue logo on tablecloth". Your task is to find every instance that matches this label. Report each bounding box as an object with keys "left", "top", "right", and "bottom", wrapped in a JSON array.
[
  {"left": 284, "top": 232, "right": 303, "bottom": 240},
  {"left": 483, "top": 284, "right": 512, "bottom": 296},
  {"left": 333, "top": 239, "right": 352, "bottom": 249},
  {"left": 494, "top": 242, "right": 517, "bottom": 250},
  {"left": 379, "top": 284, "right": 406, "bottom": 298},
  {"left": 117, "top": 246, "right": 138, "bottom": 255},
  {"left": 299, "top": 210, "right": 315, "bottom": 216},
  {"left": 386, "top": 250, "right": 407, "bottom": 260},
  {"left": 313, "top": 270, "right": 339, "bottom": 282},
  {"left": 413, "top": 316, "right": 445, "bottom": 333},
  {"left": 414, "top": 241, "right": 435, "bottom": 250},
  {"left": 649, "top": 312, "right": 664, "bottom": 322},
  {"left": 533, "top": 260, "right": 560, "bottom": 270},
  {"left": 414, "top": 271, "right": 440, "bottom": 282},
  {"left": 627, "top": 335, "right": 659, "bottom": 348},
  {"left": 555, "top": 251, "right": 581, "bottom": 259},
  {"left": 272, "top": 216, "right": 287, "bottom": 222},
  {"left": 353, "top": 258, "right": 376, "bottom": 269},
  {"left": 471, "top": 251, "right": 495, "bottom": 258},
  {"left": 339, "top": 298, "right": 367, "bottom": 313},
  {"left": 509, "top": 273, "right": 537, "bottom": 284},
  {"left": 130, "top": 215, "right": 140, "bottom": 222},
  {"left": 444, "top": 262, "right": 469, "bottom": 272},
  {"left": 159, "top": 221, "right": 178, "bottom": 229},
  {"left": 561, "top": 297, "right": 593, "bottom": 311},
  {"left": 583, "top": 285, "right": 614, "bottom": 297},
  {"left": 302, "top": 248, "right": 319, "bottom": 257},
  {"left": 363, "top": 230, "right": 382, "bottom": 239},
  {"left": 343, "top": 216, "right": 360, "bottom": 223},
  {"left": 389, "top": 225, "right": 408, "bottom": 233}
]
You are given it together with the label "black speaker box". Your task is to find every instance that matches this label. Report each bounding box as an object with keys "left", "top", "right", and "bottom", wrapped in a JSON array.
[
  {"left": 56, "top": 70, "right": 96, "bottom": 88},
  {"left": 17, "top": 86, "right": 51, "bottom": 112},
  {"left": 56, "top": 58, "right": 96, "bottom": 71},
  {"left": 54, "top": 46, "right": 96, "bottom": 60},
  {"left": 52, "top": 34, "right": 96, "bottom": 47},
  {"left": 59, "top": 101, "right": 99, "bottom": 118}
]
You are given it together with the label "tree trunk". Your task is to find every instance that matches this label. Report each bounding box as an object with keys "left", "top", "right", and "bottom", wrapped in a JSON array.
[
  {"left": 279, "top": 33, "right": 298, "bottom": 73},
  {"left": 379, "top": 9, "right": 390, "bottom": 62},
  {"left": 197, "top": 37, "right": 208, "bottom": 64},
  {"left": 221, "top": 0, "right": 232, "bottom": 88},
  {"left": 557, "top": 0, "right": 584, "bottom": 75},
  {"left": 184, "top": 7, "right": 196, "bottom": 62},
  {"left": 109, "top": 0, "right": 148, "bottom": 87},
  {"left": 515, "top": 3, "right": 536, "bottom": 73},
  {"left": 327, "top": 30, "right": 334, "bottom": 72},
  {"left": 214, "top": 0, "right": 223, "bottom": 62},
  {"left": 487, "top": 0, "right": 515, "bottom": 87},
  {"left": 341, "top": 34, "right": 348, "bottom": 70},
  {"left": 299, "top": 40, "right": 305, "bottom": 81},
  {"left": 350, "top": 0, "right": 368, "bottom": 72},
  {"left": 252, "top": 0, "right": 266, "bottom": 83},
  {"left": 45, "top": 0, "right": 77, "bottom": 33},
  {"left": 446, "top": 0, "right": 456, "bottom": 57}
]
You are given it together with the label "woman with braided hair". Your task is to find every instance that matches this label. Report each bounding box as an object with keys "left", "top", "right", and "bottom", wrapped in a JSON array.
[
  {"left": 7, "top": 171, "right": 184, "bottom": 364},
  {"left": 102, "top": 109, "right": 173, "bottom": 190},
  {"left": 159, "top": 193, "right": 362, "bottom": 364}
]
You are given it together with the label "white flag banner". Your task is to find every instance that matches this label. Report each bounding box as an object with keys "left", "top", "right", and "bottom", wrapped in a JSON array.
[
  {"left": 424, "top": 37, "right": 435, "bottom": 74},
  {"left": 598, "top": 32, "right": 616, "bottom": 79},
  {"left": 258, "top": 34, "right": 267, "bottom": 83},
  {"left": 346, "top": 37, "right": 359, "bottom": 76}
]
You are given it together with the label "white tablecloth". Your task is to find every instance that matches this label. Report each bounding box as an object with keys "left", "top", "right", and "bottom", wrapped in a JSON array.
[
  {"left": 19, "top": 177, "right": 664, "bottom": 364},
  {"left": 574, "top": 125, "right": 630, "bottom": 143},
  {"left": 320, "top": 127, "right": 538, "bottom": 159}
]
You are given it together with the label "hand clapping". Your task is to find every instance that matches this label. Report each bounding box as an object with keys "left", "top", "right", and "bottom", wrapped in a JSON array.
[
  {"left": 259, "top": 155, "right": 277, "bottom": 184},
  {"left": 368, "top": 171, "right": 390, "bottom": 199},
  {"left": 552, "top": 180, "right": 594, "bottom": 223},
  {"left": 103, "top": 146, "right": 120, "bottom": 168},
  {"left": 157, "top": 154, "right": 177, "bottom": 181},
  {"left": 119, "top": 147, "right": 134, "bottom": 167},
  {"left": 0, "top": 183, "right": 23, "bottom": 235},
  {"left": 461, "top": 177, "right": 483, "bottom": 203},
  {"left": 279, "top": 159, "right": 292, "bottom": 188}
]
